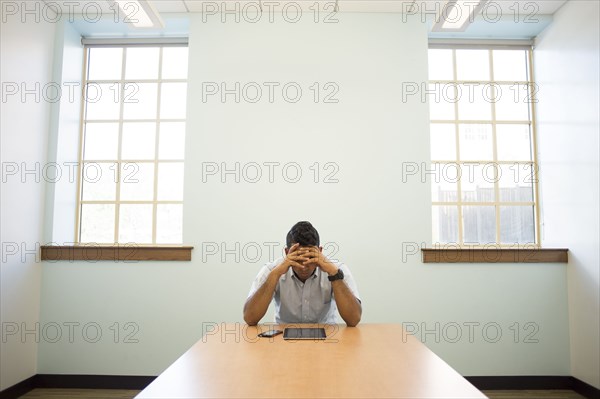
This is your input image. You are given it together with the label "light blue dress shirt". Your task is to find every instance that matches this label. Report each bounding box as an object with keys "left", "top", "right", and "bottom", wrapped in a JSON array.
[{"left": 247, "top": 257, "right": 361, "bottom": 324}]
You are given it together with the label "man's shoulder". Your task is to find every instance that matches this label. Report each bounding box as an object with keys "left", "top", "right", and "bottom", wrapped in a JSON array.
[
  {"left": 265, "top": 257, "right": 284, "bottom": 269},
  {"left": 257, "top": 257, "right": 284, "bottom": 275}
]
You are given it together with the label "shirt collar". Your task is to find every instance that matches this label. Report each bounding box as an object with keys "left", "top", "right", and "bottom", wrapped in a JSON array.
[{"left": 287, "top": 266, "right": 320, "bottom": 281}]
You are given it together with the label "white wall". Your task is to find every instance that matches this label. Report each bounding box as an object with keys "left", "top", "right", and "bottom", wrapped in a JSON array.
[
  {"left": 0, "top": 1, "right": 56, "bottom": 390},
  {"left": 44, "top": 21, "right": 83, "bottom": 244},
  {"left": 534, "top": 0, "right": 600, "bottom": 389},
  {"left": 36, "top": 12, "right": 571, "bottom": 378}
]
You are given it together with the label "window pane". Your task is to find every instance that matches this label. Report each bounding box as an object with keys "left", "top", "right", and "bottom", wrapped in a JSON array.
[
  {"left": 156, "top": 204, "right": 183, "bottom": 244},
  {"left": 80, "top": 204, "right": 115, "bottom": 243},
  {"left": 495, "top": 84, "right": 530, "bottom": 121},
  {"left": 461, "top": 163, "right": 495, "bottom": 202},
  {"left": 160, "top": 83, "right": 187, "bottom": 119},
  {"left": 500, "top": 206, "right": 535, "bottom": 244},
  {"left": 432, "top": 163, "right": 459, "bottom": 202},
  {"left": 83, "top": 123, "right": 119, "bottom": 160},
  {"left": 428, "top": 49, "right": 453, "bottom": 81},
  {"left": 157, "top": 162, "right": 184, "bottom": 201},
  {"left": 456, "top": 50, "right": 490, "bottom": 81},
  {"left": 159, "top": 122, "right": 186, "bottom": 160},
  {"left": 85, "top": 83, "right": 120, "bottom": 120},
  {"left": 458, "top": 124, "right": 493, "bottom": 161},
  {"left": 88, "top": 48, "right": 122, "bottom": 81},
  {"left": 81, "top": 162, "right": 117, "bottom": 201},
  {"left": 428, "top": 83, "right": 456, "bottom": 120},
  {"left": 457, "top": 84, "right": 492, "bottom": 120},
  {"left": 499, "top": 164, "right": 534, "bottom": 202},
  {"left": 118, "top": 204, "right": 153, "bottom": 243},
  {"left": 125, "top": 47, "right": 160, "bottom": 80},
  {"left": 122, "top": 122, "right": 156, "bottom": 160},
  {"left": 80, "top": 45, "right": 187, "bottom": 245},
  {"left": 427, "top": 45, "right": 536, "bottom": 246},
  {"left": 433, "top": 205, "right": 458, "bottom": 243},
  {"left": 162, "top": 47, "right": 189, "bottom": 79},
  {"left": 430, "top": 124, "right": 456, "bottom": 160},
  {"left": 462, "top": 206, "right": 496, "bottom": 244},
  {"left": 497, "top": 124, "right": 532, "bottom": 161},
  {"left": 493, "top": 50, "right": 528, "bottom": 82},
  {"left": 120, "top": 162, "right": 155, "bottom": 201},
  {"left": 123, "top": 83, "right": 158, "bottom": 120}
]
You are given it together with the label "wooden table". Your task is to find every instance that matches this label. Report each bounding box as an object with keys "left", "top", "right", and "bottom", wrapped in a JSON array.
[{"left": 136, "top": 323, "right": 486, "bottom": 398}]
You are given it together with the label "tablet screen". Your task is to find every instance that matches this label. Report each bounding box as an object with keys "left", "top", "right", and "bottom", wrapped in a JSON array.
[{"left": 283, "top": 327, "right": 327, "bottom": 340}]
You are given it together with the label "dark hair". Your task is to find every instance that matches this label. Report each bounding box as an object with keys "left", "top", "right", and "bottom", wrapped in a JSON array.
[{"left": 286, "top": 221, "right": 320, "bottom": 248}]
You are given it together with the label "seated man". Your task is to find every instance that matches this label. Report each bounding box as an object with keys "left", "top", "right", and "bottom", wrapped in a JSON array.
[{"left": 243, "top": 221, "right": 362, "bottom": 326}]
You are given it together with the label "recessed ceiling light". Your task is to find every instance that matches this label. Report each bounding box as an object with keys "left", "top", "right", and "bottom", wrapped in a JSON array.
[
  {"left": 432, "top": 0, "right": 488, "bottom": 32},
  {"left": 108, "top": 0, "right": 164, "bottom": 29}
]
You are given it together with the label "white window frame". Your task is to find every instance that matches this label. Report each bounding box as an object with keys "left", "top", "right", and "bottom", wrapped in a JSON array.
[
  {"left": 75, "top": 41, "right": 188, "bottom": 244},
  {"left": 429, "top": 43, "right": 541, "bottom": 247}
]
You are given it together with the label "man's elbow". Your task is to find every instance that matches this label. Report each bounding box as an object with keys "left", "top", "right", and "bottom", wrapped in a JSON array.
[
  {"left": 344, "top": 303, "right": 362, "bottom": 327},
  {"left": 345, "top": 316, "right": 361, "bottom": 327},
  {"left": 243, "top": 303, "right": 259, "bottom": 326},
  {"left": 244, "top": 314, "right": 258, "bottom": 326}
]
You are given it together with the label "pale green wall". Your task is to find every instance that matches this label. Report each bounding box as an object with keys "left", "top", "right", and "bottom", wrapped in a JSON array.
[
  {"left": 535, "top": 0, "right": 600, "bottom": 388},
  {"left": 37, "top": 12, "right": 570, "bottom": 377},
  {"left": 1, "top": 1, "right": 55, "bottom": 389}
]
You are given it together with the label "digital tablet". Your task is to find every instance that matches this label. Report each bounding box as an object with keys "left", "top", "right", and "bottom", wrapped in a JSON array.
[{"left": 283, "top": 327, "right": 327, "bottom": 340}]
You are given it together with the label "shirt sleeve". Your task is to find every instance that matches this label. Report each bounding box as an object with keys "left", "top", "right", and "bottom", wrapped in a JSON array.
[
  {"left": 247, "top": 259, "right": 281, "bottom": 299},
  {"left": 338, "top": 263, "right": 361, "bottom": 302}
]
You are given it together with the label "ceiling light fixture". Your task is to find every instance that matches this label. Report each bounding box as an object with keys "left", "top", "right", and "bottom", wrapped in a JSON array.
[
  {"left": 432, "top": 0, "right": 488, "bottom": 32},
  {"left": 109, "top": 0, "right": 164, "bottom": 29}
]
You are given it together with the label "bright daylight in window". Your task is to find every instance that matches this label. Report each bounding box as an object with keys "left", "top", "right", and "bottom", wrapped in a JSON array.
[
  {"left": 77, "top": 45, "right": 188, "bottom": 244},
  {"left": 428, "top": 47, "right": 538, "bottom": 246}
]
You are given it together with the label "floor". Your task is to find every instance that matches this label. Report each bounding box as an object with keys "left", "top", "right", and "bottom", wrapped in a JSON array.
[
  {"left": 18, "top": 388, "right": 588, "bottom": 399},
  {"left": 483, "top": 390, "right": 587, "bottom": 399}
]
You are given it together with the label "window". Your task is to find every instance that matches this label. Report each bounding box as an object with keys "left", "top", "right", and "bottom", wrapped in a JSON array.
[
  {"left": 76, "top": 45, "right": 189, "bottom": 244},
  {"left": 428, "top": 46, "right": 539, "bottom": 246}
]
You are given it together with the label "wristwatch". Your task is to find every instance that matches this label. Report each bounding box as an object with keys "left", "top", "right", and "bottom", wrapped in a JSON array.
[{"left": 328, "top": 268, "right": 344, "bottom": 282}]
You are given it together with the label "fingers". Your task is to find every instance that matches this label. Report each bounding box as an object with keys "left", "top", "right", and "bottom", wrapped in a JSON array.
[
  {"left": 288, "top": 260, "right": 306, "bottom": 269},
  {"left": 289, "top": 253, "right": 311, "bottom": 265},
  {"left": 294, "top": 247, "right": 322, "bottom": 263},
  {"left": 286, "top": 245, "right": 325, "bottom": 269}
]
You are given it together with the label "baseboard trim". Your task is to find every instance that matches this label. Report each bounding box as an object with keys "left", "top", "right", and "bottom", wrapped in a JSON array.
[
  {"left": 571, "top": 377, "right": 600, "bottom": 399},
  {"left": 34, "top": 374, "right": 156, "bottom": 390},
  {"left": 465, "top": 376, "right": 600, "bottom": 399},
  {"left": 466, "top": 375, "right": 572, "bottom": 390},
  {"left": 0, "top": 375, "right": 36, "bottom": 399},
  {"left": 2, "top": 374, "right": 598, "bottom": 399},
  {"left": 0, "top": 375, "right": 155, "bottom": 399}
]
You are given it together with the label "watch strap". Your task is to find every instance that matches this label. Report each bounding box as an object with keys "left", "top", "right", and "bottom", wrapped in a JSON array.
[{"left": 328, "top": 268, "right": 344, "bottom": 282}]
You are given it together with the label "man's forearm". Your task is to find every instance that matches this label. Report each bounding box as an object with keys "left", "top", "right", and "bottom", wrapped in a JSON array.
[
  {"left": 332, "top": 280, "right": 362, "bottom": 327},
  {"left": 243, "top": 270, "right": 280, "bottom": 325}
]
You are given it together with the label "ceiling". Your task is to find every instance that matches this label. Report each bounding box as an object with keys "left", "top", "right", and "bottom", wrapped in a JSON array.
[
  {"left": 46, "top": 0, "right": 568, "bottom": 39},
  {"left": 43, "top": 0, "right": 569, "bottom": 15}
]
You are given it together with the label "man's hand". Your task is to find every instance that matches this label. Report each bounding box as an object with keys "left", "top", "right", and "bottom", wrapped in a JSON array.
[
  {"left": 274, "top": 243, "right": 311, "bottom": 276},
  {"left": 296, "top": 246, "right": 339, "bottom": 276}
]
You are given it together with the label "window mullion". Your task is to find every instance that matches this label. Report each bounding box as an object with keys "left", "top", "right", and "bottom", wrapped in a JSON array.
[
  {"left": 114, "top": 47, "right": 127, "bottom": 244},
  {"left": 74, "top": 49, "right": 90, "bottom": 244},
  {"left": 489, "top": 49, "right": 501, "bottom": 244},
  {"left": 452, "top": 49, "right": 464, "bottom": 246},
  {"left": 152, "top": 48, "right": 164, "bottom": 245}
]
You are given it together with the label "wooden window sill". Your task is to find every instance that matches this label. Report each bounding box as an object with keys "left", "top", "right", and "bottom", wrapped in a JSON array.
[
  {"left": 421, "top": 248, "right": 568, "bottom": 263},
  {"left": 41, "top": 245, "right": 194, "bottom": 261}
]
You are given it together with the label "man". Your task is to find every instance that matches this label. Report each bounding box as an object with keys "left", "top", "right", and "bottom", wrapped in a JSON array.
[{"left": 243, "top": 221, "right": 362, "bottom": 327}]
